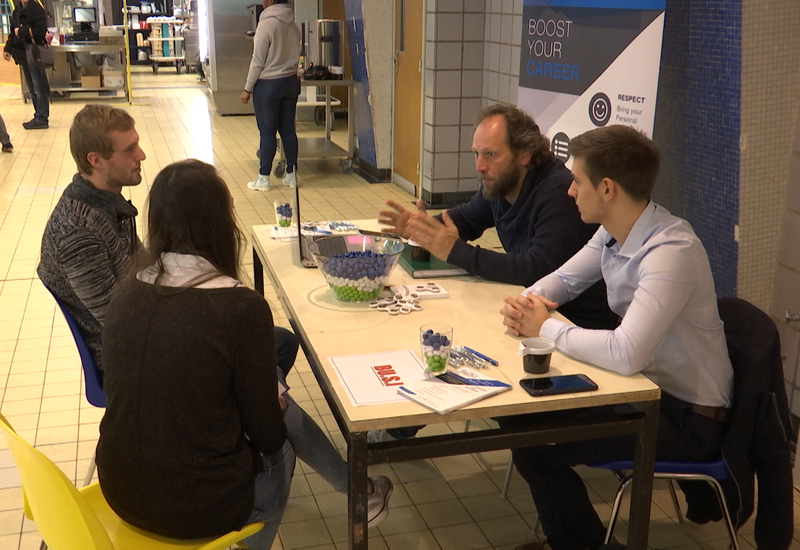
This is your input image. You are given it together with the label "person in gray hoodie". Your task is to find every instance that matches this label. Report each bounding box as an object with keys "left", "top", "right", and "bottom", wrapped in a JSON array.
[{"left": 241, "top": 0, "right": 301, "bottom": 191}]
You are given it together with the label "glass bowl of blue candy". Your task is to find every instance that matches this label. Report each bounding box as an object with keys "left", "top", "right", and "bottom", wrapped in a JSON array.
[{"left": 308, "top": 235, "right": 405, "bottom": 301}]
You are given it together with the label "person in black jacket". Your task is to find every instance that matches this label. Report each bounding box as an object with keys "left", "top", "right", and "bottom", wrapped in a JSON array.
[
  {"left": 379, "top": 103, "right": 616, "bottom": 330},
  {"left": 2, "top": 0, "right": 50, "bottom": 129}
]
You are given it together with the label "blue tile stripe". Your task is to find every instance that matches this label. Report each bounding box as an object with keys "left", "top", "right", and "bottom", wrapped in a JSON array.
[{"left": 652, "top": 0, "right": 740, "bottom": 296}]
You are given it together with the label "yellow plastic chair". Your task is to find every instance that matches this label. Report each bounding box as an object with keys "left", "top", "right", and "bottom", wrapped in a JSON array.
[{"left": 0, "top": 412, "right": 263, "bottom": 550}]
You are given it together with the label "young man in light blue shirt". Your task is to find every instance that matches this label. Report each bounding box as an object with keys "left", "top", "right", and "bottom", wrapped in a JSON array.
[{"left": 501, "top": 125, "right": 733, "bottom": 550}]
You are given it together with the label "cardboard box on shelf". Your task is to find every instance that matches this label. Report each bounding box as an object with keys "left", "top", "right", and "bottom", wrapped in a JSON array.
[
  {"left": 80, "top": 66, "right": 101, "bottom": 88},
  {"left": 103, "top": 69, "right": 124, "bottom": 88}
]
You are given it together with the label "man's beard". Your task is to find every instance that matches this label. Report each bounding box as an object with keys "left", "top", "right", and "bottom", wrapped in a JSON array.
[
  {"left": 108, "top": 169, "right": 141, "bottom": 188},
  {"left": 480, "top": 162, "right": 523, "bottom": 201}
]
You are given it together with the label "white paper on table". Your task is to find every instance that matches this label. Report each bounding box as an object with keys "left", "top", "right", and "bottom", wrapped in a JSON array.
[
  {"left": 327, "top": 349, "right": 428, "bottom": 406},
  {"left": 270, "top": 226, "right": 298, "bottom": 241}
]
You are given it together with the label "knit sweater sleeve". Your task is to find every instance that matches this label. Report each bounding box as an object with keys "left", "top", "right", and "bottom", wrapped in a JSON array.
[
  {"left": 244, "top": 18, "right": 273, "bottom": 92},
  {"left": 231, "top": 295, "right": 287, "bottom": 455},
  {"left": 446, "top": 169, "right": 585, "bottom": 286},
  {"left": 59, "top": 227, "right": 118, "bottom": 325}
]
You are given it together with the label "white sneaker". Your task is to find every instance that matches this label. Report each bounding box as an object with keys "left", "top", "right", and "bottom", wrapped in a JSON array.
[
  {"left": 282, "top": 171, "right": 297, "bottom": 187},
  {"left": 247, "top": 174, "right": 270, "bottom": 191},
  {"left": 367, "top": 475, "right": 393, "bottom": 527}
]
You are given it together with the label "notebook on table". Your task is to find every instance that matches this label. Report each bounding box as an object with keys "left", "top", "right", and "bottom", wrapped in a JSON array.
[{"left": 397, "top": 247, "right": 468, "bottom": 278}]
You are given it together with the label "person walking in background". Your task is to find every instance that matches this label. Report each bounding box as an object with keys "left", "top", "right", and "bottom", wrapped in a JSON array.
[
  {"left": 0, "top": 114, "right": 13, "bottom": 152},
  {"left": 2, "top": 0, "right": 50, "bottom": 130},
  {"left": 241, "top": 0, "right": 301, "bottom": 191}
]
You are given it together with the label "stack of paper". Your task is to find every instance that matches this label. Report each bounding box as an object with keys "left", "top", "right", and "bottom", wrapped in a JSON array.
[{"left": 397, "top": 367, "right": 512, "bottom": 414}]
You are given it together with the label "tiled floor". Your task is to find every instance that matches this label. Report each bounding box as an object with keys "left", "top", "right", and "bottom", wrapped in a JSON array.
[{"left": 0, "top": 67, "right": 797, "bottom": 550}]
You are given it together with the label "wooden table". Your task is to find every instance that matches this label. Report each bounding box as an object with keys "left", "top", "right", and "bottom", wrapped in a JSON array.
[{"left": 251, "top": 222, "right": 660, "bottom": 549}]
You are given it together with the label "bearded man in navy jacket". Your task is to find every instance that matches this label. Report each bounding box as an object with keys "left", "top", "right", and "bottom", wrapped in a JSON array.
[{"left": 379, "top": 103, "right": 616, "bottom": 329}]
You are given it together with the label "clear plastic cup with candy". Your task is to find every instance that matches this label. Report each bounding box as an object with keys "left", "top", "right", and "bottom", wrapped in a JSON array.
[
  {"left": 274, "top": 201, "right": 293, "bottom": 227},
  {"left": 420, "top": 324, "right": 453, "bottom": 374}
]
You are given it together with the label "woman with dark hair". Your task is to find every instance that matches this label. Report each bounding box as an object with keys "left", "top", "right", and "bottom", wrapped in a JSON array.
[
  {"left": 97, "top": 160, "right": 392, "bottom": 548},
  {"left": 96, "top": 160, "right": 292, "bottom": 548}
]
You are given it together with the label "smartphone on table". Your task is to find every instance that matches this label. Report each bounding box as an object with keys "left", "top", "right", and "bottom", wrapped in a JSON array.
[{"left": 519, "top": 374, "right": 598, "bottom": 397}]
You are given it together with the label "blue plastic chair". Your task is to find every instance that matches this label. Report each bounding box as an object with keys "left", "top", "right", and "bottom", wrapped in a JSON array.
[
  {"left": 591, "top": 458, "right": 739, "bottom": 550},
  {"left": 47, "top": 289, "right": 106, "bottom": 486}
]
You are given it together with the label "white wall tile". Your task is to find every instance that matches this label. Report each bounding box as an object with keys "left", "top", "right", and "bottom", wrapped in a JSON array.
[
  {"left": 425, "top": 69, "right": 435, "bottom": 98},
  {"left": 421, "top": 176, "right": 433, "bottom": 191},
  {"left": 502, "top": 14, "right": 514, "bottom": 44},
  {"left": 424, "top": 123, "right": 435, "bottom": 153},
  {"left": 461, "top": 70, "right": 483, "bottom": 98},
  {"left": 427, "top": 0, "right": 437, "bottom": 13},
  {"left": 499, "top": 44, "right": 512, "bottom": 75},
  {"left": 436, "top": 70, "right": 463, "bottom": 98},
  {"left": 424, "top": 96, "right": 434, "bottom": 125},
  {"left": 770, "top": 266, "right": 800, "bottom": 321},
  {"left": 434, "top": 125, "right": 461, "bottom": 152},
  {"left": 459, "top": 177, "right": 480, "bottom": 192},
  {"left": 436, "top": 0, "right": 463, "bottom": 12},
  {"left": 436, "top": 42, "right": 462, "bottom": 69},
  {"left": 464, "top": 0, "right": 485, "bottom": 12},
  {"left": 461, "top": 125, "right": 474, "bottom": 150},
  {"left": 426, "top": 13, "right": 437, "bottom": 42},
  {"left": 502, "top": 0, "right": 513, "bottom": 13},
  {"left": 425, "top": 41, "right": 436, "bottom": 69},
  {"left": 498, "top": 73, "right": 510, "bottom": 104},
  {"left": 491, "top": 13, "right": 502, "bottom": 43},
  {"left": 463, "top": 14, "right": 484, "bottom": 43},
  {"left": 463, "top": 42, "right": 484, "bottom": 70},
  {"left": 461, "top": 98, "right": 482, "bottom": 125},
  {"left": 490, "top": 42, "right": 501, "bottom": 70},
  {"left": 777, "top": 211, "right": 800, "bottom": 271},
  {"left": 459, "top": 152, "right": 475, "bottom": 177},
  {"left": 434, "top": 98, "right": 461, "bottom": 125},
  {"left": 512, "top": 15, "right": 522, "bottom": 45},
  {"left": 513, "top": 0, "right": 522, "bottom": 15},
  {"left": 423, "top": 151, "right": 434, "bottom": 178},
  {"left": 433, "top": 178, "right": 459, "bottom": 193},
  {"left": 434, "top": 152, "right": 460, "bottom": 178},
  {"left": 488, "top": 73, "right": 499, "bottom": 102},
  {"left": 437, "top": 13, "right": 464, "bottom": 42},
  {"left": 509, "top": 81, "right": 518, "bottom": 105},
  {"left": 510, "top": 45, "right": 520, "bottom": 76}
]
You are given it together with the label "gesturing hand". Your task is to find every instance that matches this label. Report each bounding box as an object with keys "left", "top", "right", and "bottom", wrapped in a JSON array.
[{"left": 406, "top": 208, "right": 459, "bottom": 261}]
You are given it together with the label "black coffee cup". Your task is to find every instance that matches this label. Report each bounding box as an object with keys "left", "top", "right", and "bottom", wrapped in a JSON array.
[{"left": 519, "top": 337, "right": 555, "bottom": 374}]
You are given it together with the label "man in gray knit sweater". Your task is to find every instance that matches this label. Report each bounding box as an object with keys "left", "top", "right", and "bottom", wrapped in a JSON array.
[{"left": 38, "top": 105, "right": 146, "bottom": 372}]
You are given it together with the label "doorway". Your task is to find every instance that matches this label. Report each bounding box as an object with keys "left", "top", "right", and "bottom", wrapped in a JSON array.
[{"left": 392, "top": 0, "right": 422, "bottom": 192}]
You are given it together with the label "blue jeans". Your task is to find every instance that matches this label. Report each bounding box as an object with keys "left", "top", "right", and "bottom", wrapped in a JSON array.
[
  {"left": 252, "top": 75, "right": 300, "bottom": 176},
  {"left": 280, "top": 373, "right": 348, "bottom": 493},
  {"left": 19, "top": 58, "right": 49, "bottom": 123},
  {"left": 240, "top": 440, "right": 296, "bottom": 550},
  {"left": 0, "top": 114, "right": 9, "bottom": 145},
  {"left": 274, "top": 326, "right": 348, "bottom": 492}
]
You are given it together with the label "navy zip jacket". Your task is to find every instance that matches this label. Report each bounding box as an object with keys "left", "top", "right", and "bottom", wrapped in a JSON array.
[{"left": 445, "top": 158, "right": 618, "bottom": 329}]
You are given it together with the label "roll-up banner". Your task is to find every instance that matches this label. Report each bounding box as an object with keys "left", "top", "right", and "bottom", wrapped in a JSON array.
[{"left": 517, "top": 0, "right": 666, "bottom": 164}]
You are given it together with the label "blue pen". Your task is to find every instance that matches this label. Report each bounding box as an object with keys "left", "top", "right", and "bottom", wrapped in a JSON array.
[{"left": 463, "top": 346, "right": 498, "bottom": 366}]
